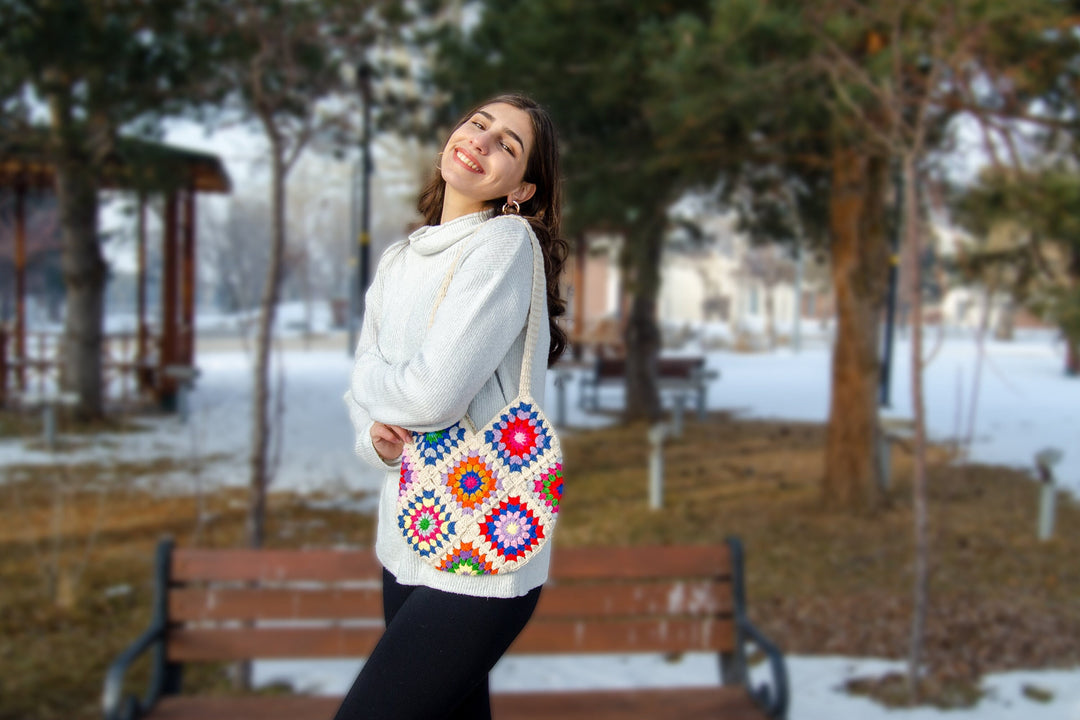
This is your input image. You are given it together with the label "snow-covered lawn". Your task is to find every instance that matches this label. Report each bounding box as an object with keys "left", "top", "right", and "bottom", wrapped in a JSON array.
[
  {"left": 252, "top": 654, "right": 1080, "bottom": 720},
  {"left": 2, "top": 327, "right": 1077, "bottom": 718}
]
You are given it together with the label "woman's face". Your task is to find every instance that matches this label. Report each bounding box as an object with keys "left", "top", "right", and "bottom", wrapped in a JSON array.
[{"left": 440, "top": 102, "right": 536, "bottom": 212}]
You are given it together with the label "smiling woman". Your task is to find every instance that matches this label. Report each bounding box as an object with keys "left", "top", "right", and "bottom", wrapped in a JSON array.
[{"left": 338, "top": 94, "right": 568, "bottom": 720}]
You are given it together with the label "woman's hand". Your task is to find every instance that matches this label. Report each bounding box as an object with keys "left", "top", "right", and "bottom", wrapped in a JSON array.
[{"left": 370, "top": 422, "right": 411, "bottom": 462}]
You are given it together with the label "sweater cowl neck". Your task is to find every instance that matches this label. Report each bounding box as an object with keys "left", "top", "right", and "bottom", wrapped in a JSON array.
[{"left": 408, "top": 209, "right": 495, "bottom": 256}]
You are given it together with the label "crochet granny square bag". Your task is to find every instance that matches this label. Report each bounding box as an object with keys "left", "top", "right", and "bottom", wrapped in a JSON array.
[{"left": 396, "top": 215, "right": 563, "bottom": 575}]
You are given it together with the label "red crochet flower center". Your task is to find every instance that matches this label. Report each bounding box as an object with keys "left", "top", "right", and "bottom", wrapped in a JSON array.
[{"left": 502, "top": 416, "right": 538, "bottom": 455}]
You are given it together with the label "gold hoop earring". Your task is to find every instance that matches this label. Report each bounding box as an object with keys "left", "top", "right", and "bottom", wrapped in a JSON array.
[
  {"left": 434, "top": 152, "right": 443, "bottom": 170},
  {"left": 502, "top": 199, "right": 521, "bottom": 215}
]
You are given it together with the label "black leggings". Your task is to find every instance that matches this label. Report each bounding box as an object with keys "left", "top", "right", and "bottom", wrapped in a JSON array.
[{"left": 332, "top": 569, "right": 542, "bottom": 720}]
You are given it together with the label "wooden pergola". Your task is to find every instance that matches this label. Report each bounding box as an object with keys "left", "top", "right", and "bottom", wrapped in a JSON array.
[{"left": 0, "top": 132, "right": 231, "bottom": 409}]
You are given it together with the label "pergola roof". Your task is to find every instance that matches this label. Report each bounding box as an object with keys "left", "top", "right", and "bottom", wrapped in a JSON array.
[{"left": 0, "top": 129, "right": 231, "bottom": 194}]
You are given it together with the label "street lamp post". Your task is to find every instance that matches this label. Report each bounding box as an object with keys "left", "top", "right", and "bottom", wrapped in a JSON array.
[
  {"left": 358, "top": 62, "right": 373, "bottom": 327},
  {"left": 347, "top": 155, "right": 359, "bottom": 353},
  {"left": 347, "top": 62, "right": 374, "bottom": 354}
]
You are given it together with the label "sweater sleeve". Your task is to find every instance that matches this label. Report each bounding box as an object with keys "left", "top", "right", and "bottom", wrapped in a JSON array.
[
  {"left": 343, "top": 242, "right": 406, "bottom": 470},
  {"left": 349, "top": 218, "right": 533, "bottom": 433}
]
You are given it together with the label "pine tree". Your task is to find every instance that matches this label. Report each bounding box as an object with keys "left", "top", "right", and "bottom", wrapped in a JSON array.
[{"left": 433, "top": 0, "right": 712, "bottom": 421}]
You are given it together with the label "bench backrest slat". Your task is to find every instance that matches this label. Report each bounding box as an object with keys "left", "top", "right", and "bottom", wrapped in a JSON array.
[
  {"left": 169, "top": 627, "right": 384, "bottom": 662},
  {"left": 170, "top": 545, "right": 730, "bottom": 583},
  {"left": 172, "top": 549, "right": 382, "bottom": 582},
  {"left": 169, "top": 587, "right": 384, "bottom": 622},
  {"left": 536, "top": 580, "right": 732, "bottom": 619},
  {"left": 594, "top": 357, "right": 705, "bottom": 381},
  {"left": 167, "top": 617, "right": 735, "bottom": 661},
  {"left": 165, "top": 544, "right": 736, "bottom": 661},
  {"left": 546, "top": 545, "right": 730, "bottom": 580},
  {"left": 168, "top": 580, "right": 731, "bottom": 623},
  {"left": 517, "top": 617, "right": 735, "bottom": 654}
]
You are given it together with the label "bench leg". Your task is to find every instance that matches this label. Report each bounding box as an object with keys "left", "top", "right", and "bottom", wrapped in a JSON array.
[
  {"left": 720, "top": 649, "right": 748, "bottom": 686},
  {"left": 672, "top": 394, "right": 686, "bottom": 437}
]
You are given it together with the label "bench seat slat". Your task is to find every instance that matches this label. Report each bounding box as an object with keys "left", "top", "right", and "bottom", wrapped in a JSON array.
[
  {"left": 147, "top": 686, "right": 766, "bottom": 720},
  {"left": 169, "top": 580, "right": 732, "bottom": 622},
  {"left": 149, "top": 696, "right": 339, "bottom": 720},
  {"left": 493, "top": 686, "right": 765, "bottom": 719}
]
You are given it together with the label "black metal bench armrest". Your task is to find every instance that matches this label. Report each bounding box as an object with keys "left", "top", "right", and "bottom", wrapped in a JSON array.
[
  {"left": 103, "top": 538, "right": 175, "bottom": 720},
  {"left": 738, "top": 617, "right": 790, "bottom": 720},
  {"left": 102, "top": 621, "right": 166, "bottom": 720}
]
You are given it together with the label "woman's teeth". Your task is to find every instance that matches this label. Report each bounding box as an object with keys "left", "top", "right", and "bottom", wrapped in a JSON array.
[{"left": 456, "top": 150, "right": 482, "bottom": 172}]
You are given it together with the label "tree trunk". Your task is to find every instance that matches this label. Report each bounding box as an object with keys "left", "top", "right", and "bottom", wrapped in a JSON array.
[
  {"left": 764, "top": 284, "right": 777, "bottom": 350},
  {"left": 248, "top": 138, "right": 287, "bottom": 550},
  {"left": 822, "top": 147, "right": 889, "bottom": 512},
  {"left": 903, "top": 151, "right": 930, "bottom": 700},
  {"left": 1065, "top": 245, "right": 1080, "bottom": 377},
  {"left": 54, "top": 140, "right": 106, "bottom": 420},
  {"left": 993, "top": 297, "right": 1015, "bottom": 341},
  {"left": 623, "top": 216, "right": 663, "bottom": 421}
]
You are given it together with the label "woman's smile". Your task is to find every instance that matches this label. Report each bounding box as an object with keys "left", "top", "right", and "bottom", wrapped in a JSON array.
[{"left": 452, "top": 147, "right": 485, "bottom": 174}]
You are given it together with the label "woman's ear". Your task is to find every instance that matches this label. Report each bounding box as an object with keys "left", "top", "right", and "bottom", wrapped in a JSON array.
[{"left": 511, "top": 182, "right": 536, "bottom": 205}]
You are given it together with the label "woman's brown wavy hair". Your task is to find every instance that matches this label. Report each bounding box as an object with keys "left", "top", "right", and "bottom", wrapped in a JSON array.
[{"left": 417, "top": 94, "right": 568, "bottom": 367}]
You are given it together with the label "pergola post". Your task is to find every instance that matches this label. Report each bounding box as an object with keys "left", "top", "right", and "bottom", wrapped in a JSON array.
[
  {"left": 135, "top": 191, "right": 150, "bottom": 393},
  {"left": 181, "top": 187, "right": 196, "bottom": 365},
  {"left": 572, "top": 233, "right": 586, "bottom": 361},
  {"left": 1, "top": 131, "right": 230, "bottom": 415},
  {"left": 160, "top": 190, "right": 179, "bottom": 406},
  {"left": 13, "top": 178, "right": 27, "bottom": 391}
]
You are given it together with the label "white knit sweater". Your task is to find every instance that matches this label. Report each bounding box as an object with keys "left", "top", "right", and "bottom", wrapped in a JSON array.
[{"left": 343, "top": 209, "right": 552, "bottom": 598}]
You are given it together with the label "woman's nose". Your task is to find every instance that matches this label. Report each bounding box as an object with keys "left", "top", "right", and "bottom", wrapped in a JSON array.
[{"left": 470, "top": 133, "right": 490, "bottom": 154}]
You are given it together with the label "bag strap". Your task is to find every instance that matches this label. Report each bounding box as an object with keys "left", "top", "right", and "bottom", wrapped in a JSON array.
[{"left": 510, "top": 215, "right": 546, "bottom": 397}]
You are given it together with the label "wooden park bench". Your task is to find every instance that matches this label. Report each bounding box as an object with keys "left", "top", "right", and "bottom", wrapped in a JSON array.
[
  {"left": 579, "top": 356, "right": 720, "bottom": 418},
  {"left": 104, "top": 538, "right": 788, "bottom": 720}
]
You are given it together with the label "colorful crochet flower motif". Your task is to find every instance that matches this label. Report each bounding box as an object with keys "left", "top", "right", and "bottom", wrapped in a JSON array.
[
  {"left": 398, "top": 490, "right": 456, "bottom": 558},
  {"left": 437, "top": 542, "right": 495, "bottom": 576},
  {"left": 398, "top": 454, "right": 416, "bottom": 499},
  {"left": 534, "top": 463, "right": 563, "bottom": 514},
  {"left": 443, "top": 455, "right": 499, "bottom": 514},
  {"left": 480, "top": 497, "right": 545, "bottom": 563},
  {"left": 414, "top": 424, "right": 467, "bottom": 467},
  {"left": 485, "top": 402, "right": 551, "bottom": 472}
]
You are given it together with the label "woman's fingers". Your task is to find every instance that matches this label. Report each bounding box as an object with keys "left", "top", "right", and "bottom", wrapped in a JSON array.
[
  {"left": 368, "top": 422, "right": 418, "bottom": 462},
  {"left": 387, "top": 424, "right": 412, "bottom": 443},
  {"left": 370, "top": 422, "right": 404, "bottom": 462},
  {"left": 371, "top": 422, "right": 410, "bottom": 443}
]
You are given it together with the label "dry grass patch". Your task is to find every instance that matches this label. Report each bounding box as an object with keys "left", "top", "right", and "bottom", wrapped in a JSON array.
[
  {"left": 1, "top": 411, "right": 1077, "bottom": 717},
  {"left": 555, "top": 412, "right": 1080, "bottom": 703},
  {"left": 0, "top": 459, "right": 375, "bottom": 720}
]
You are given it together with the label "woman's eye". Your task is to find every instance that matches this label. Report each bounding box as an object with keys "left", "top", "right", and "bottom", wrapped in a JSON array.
[
  {"left": 501, "top": 142, "right": 513, "bottom": 154},
  {"left": 472, "top": 120, "right": 484, "bottom": 129}
]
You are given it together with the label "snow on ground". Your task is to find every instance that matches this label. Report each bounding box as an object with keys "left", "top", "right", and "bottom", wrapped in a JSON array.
[
  {"left": 252, "top": 654, "right": 1080, "bottom": 720},
  {"left": 3, "top": 322, "right": 1078, "bottom": 718},
  {"left": 724, "top": 329, "right": 1080, "bottom": 496}
]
